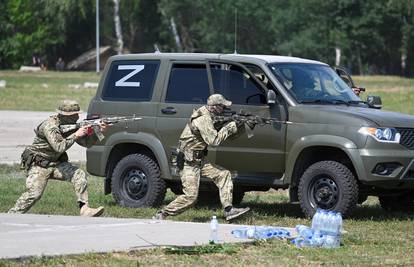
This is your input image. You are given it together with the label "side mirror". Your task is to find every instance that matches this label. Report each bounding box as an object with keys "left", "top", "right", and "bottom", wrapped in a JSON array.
[
  {"left": 366, "top": 95, "right": 382, "bottom": 109},
  {"left": 267, "top": 90, "right": 276, "bottom": 105}
]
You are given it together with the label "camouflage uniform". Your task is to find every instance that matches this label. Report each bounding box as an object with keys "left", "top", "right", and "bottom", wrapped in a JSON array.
[
  {"left": 8, "top": 100, "right": 101, "bottom": 214},
  {"left": 162, "top": 96, "right": 238, "bottom": 216}
]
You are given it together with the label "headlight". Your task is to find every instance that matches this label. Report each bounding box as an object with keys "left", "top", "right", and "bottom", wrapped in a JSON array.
[{"left": 358, "top": 127, "right": 400, "bottom": 143}]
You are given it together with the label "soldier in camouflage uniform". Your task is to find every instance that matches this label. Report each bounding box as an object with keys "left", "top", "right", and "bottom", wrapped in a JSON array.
[
  {"left": 8, "top": 100, "right": 106, "bottom": 217},
  {"left": 154, "top": 94, "right": 251, "bottom": 221}
]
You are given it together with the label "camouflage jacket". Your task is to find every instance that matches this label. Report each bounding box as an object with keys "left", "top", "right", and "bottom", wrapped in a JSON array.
[
  {"left": 179, "top": 106, "right": 237, "bottom": 155},
  {"left": 26, "top": 115, "right": 99, "bottom": 162}
]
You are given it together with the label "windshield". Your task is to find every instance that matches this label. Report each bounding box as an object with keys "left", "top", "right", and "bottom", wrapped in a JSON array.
[{"left": 269, "top": 63, "right": 361, "bottom": 104}]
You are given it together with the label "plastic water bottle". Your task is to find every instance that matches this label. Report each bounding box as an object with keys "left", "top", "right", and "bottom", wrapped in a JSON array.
[
  {"left": 313, "top": 232, "right": 325, "bottom": 247},
  {"left": 210, "top": 216, "right": 219, "bottom": 243},
  {"left": 323, "top": 235, "right": 338, "bottom": 248},
  {"left": 231, "top": 228, "right": 247, "bottom": 238},
  {"left": 273, "top": 228, "right": 291, "bottom": 238},
  {"left": 246, "top": 227, "right": 256, "bottom": 238},
  {"left": 253, "top": 227, "right": 273, "bottom": 239},
  {"left": 336, "top": 212, "right": 343, "bottom": 234},
  {"left": 326, "top": 211, "right": 335, "bottom": 235},
  {"left": 321, "top": 211, "right": 341, "bottom": 248},
  {"left": 295, "top": 225, "right": 313, "bottom": 239},
  {"left": 232, "top": 226, "right": 292, "bottom": 239},
  {"left": 311, "top": 209, "right": 321, "bottom": 233},
  {"left": 292, "top": 236, "right": 314, "bottom": 248},
  {"left": 319, "top": 210, "right": 329, "bottom": 235},
  {"left": 231, "top": 227, "right": 249, "bottom": 238}
]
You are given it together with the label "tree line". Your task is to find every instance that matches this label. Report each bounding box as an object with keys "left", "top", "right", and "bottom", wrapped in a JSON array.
[{"left": 0, "top": 0, "right": 413, "bottom": 76}]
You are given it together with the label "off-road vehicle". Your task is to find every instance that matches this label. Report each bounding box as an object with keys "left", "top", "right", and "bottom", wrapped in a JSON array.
[{"left": 86, "top": 53, "right": 414, "bottom": 217}]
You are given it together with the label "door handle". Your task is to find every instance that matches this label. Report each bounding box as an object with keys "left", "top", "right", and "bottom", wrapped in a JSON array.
[{"left": 161, "top": 107, "right": 177, "bottom": 114}]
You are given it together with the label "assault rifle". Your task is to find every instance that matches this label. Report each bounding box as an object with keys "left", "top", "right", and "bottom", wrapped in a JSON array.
[
  {"left": 60, "top": 116, "right": 141, "bottom": 141},
  {"left": 213, "top": 108, "right": 290, "bottom": 138}
]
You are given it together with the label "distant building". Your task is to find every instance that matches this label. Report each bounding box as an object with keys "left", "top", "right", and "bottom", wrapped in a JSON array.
[{"left": 67, "top": 46, "right": 115, "bottom": 71}]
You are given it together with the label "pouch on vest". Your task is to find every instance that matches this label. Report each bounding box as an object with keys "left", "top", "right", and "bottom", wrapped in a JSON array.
[
  {"left": 171, "top": 148, "right": 184, "bottom": 171},
  {"left": 20, "top": 148, "right": 34, "bottom": 171}
]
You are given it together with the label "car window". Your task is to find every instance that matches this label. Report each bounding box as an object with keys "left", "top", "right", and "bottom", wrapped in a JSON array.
[
  {"left": 269, "top": 63, "right": 360, "bottom": 103},
  {"left": 244, "top": 64, "right": 278, "bottom": 92},
  {"left": 165, "top": 64, "right": 210, "bottom": 103},
  {"left": 211, "top": 64, "right": 266, "bottom": 105},
  {"left": 102, "top": 60, "right": 160, "bottom": 101}
]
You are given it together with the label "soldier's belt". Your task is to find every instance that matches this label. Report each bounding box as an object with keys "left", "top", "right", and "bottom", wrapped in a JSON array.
[
  {"left": 193, "top": 149, "right": 208, "bottom": 159},
  {"left": 33, "top": 155, "right": 53, "bottom": 168}
]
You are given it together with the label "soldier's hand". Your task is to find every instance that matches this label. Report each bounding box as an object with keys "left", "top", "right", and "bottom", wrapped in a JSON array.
[
  {"left": 246, "top": 120, "right": 257, "bottom": 130},
  {"left": 74, "top": 126, "right": 89, "bottom": 138},
  {"left": 352, "top": 87, "right": 361, "bottom": 96},
  {"left": 99, "top": 122, "right": 110, "bottom": 133},
  {"left": 235, "top": 120, "right": 244, "bottom": 129}
]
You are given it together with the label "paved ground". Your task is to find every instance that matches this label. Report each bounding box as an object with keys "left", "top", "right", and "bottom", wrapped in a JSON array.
[
  {"left": 0, "top": 110, "right": 86, "bottom": 164},
  {"left": 0, "top": 213, "right": 274, "bottom": 259}
]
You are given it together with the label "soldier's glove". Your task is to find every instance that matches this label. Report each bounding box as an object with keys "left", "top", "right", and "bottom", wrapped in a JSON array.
[
  {"left": 235, "top": 119, "right": 244, "bottom": 129},
  {"left": 245, "top": 120, "right": 257, "bottom": 130}
]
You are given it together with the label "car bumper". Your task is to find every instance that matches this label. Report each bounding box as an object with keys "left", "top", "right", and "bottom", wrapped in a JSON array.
[{"left": 350, "top": 144, "right": 414, "bottom": 189}]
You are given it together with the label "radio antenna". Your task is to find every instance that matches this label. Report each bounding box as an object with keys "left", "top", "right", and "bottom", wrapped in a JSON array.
[{"left": 234, "top": 8, "right": 238, "bottom": 54}]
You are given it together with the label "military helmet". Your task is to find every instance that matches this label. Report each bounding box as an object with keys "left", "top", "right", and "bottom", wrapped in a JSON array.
[
  {"left": 56, "top": 100, "right": 82, "bottom": 115},
  {"left": 207, "top": 94, "right": 232, "bottom": 107}
]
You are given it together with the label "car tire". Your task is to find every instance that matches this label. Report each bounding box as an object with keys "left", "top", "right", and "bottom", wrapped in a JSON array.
[
  {"left": 111, "top": 153, "right": 166, "bottom": 208},
  {"left": 379, "top": 194, "right": 414, "bottom": 212},
  {"left": 298, "top": 160, "right": 358, "bottom": 218}
]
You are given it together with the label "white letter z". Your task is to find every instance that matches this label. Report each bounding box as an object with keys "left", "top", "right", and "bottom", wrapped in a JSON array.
[{"left": 115, "top": 65, "right": 145, "bottom": 87}]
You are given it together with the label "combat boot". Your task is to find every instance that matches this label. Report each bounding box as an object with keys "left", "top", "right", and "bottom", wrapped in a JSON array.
[
  {"left": 224, "top": 207, "right": 250, "bottom": 221},
  {"left": 152, "top": 210, "right": 167, "bottom": 220},
  {"left": 80, "top": 204, "right": 104, "bottom": 217}
]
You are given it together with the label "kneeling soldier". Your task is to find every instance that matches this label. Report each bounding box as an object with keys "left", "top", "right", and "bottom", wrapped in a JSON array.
[
  {"left": 8, "top": 100, "right": 107, "bottom": 217},
  {"left": 154, "top": 94, "right": 250, "bottom": 221}
]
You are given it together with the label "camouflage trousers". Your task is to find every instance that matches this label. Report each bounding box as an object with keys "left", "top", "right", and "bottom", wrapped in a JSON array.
[
  {"left": 163, "top": 161, "right": 233, "bottom": 216},
  {"left": 8, "top": 162, "right": 88, "bottom": 214}
]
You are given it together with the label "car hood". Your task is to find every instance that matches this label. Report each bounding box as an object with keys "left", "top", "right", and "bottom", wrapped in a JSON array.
[{"left": 290, "top": 105, "right": 414, "bottom": 128}]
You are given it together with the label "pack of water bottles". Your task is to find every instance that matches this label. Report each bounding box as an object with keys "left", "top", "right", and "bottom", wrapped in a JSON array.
[
  {"left": 210, "top": 216, "right": 290, "bottom": 243},
  {"left": 292, "top": 209, "right": 343, "bottom": 249},
  {"left": 231, "top": 226, "right": 291, "bottom": 239}
]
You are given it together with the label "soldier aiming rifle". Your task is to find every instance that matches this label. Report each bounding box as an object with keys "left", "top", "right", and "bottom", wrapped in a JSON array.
[
  {"left": 153, "top": 94, "right": 252, "bottom": 221},
  {"left": 8, "top": 100, "right": 111, "bottom": 217}
]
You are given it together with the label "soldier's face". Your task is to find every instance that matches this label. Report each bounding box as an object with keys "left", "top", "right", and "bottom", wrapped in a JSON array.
[
  {"left": 59, "top": 114, "right": 79, "bottom": 124},
  {"left": 210, "top": 104, "right": 226, "bottom": 115}
]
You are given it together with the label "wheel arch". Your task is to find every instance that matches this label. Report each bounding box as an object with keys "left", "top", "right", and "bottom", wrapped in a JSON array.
[{"left": 286, "top": 138, "right": 359, "bottom": 202}]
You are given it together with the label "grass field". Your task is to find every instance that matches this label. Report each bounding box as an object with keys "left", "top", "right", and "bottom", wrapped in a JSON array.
[
  {"left": 0, "top": 72, "right": 414, "bottom": 266},
  {"left": 1, "top": 164, "right": 414, "bottom": 266},
  {"left": 0, "top": 71, "right": 98, "bottom": 111}
]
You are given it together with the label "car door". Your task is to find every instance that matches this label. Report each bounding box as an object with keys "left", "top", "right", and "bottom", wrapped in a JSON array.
[
  {"left": 206, "top": 60, "right": 287, "bottom": 181},
  {"left": 155, "top": 61, "right": 217, "bottom": 172}
]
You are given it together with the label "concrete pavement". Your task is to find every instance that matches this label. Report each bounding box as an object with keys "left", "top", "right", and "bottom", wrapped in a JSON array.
[
  {"left": 0, "top": 213, "right": 274, "bottom": 259},
  {"left": 0, "top": 110, "right": 86, "bottom": 164}
]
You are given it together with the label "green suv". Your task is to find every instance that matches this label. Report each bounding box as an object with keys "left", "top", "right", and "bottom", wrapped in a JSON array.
[{"left": 86, "top": 53, "right": 414, "bottom": 217}]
